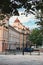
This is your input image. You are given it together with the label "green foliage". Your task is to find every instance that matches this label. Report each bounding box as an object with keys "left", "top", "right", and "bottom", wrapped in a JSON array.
[
  {"left": 29, "top": 28, "right": 42, "bottom": 46},
  {"left": 35, "top": 2, "right": 43, "bottom": 35}
]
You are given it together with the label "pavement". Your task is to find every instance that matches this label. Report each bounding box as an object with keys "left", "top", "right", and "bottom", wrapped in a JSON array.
[{"left": 0, "top": 53, "right": 43, "bottom": 65}]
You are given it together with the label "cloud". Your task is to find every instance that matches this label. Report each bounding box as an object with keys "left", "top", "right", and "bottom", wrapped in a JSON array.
[
  {"left": 28, "top": 24, "right": 39, "bottom": 30},
  {"left": 22, "top": 19, "right": 39, "bottom": 30},
  {"left": 9, "top": 8, "right": 38, "bottom": 30},
  {"left": 9, "top": 14, "right": 35, "bottom": 24},
  {"left": 9, "top": 6, "right": 35, "bottom": 26},
  {"left": 9, "top": 5, "right": 39, "bottom": 30}
]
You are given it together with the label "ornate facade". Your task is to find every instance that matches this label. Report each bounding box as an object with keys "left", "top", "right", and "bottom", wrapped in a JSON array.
[
  {"left": 0, "top": 16, "right": 30, "bottom": 52},
  {"left": 12, "top": 18, "right": 30, "bottom": 49}
]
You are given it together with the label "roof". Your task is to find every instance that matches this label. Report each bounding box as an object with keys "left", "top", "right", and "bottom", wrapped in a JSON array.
[
  {"left": 12, "top": 18, "right": 30, "bottom": 34},
  {"left": 14, "top": 18, "right": 20, "bottom": 23}
]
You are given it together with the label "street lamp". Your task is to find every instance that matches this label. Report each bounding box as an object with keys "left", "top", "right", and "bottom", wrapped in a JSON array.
[{"left": 22, "top": 28, "right": 25, "bottom": 55}]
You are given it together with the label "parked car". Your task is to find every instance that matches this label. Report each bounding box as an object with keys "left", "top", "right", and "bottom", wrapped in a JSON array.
[{"left": 23, "top": 48, "right": 34, "bottom": 52}]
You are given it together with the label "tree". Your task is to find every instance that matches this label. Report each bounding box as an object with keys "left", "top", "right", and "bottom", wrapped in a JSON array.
[
  {"left": 0, "top": 0, "right": 40, "bottom": 15},
  {"left": 29, "top": 28, "right": 42, "bottom": 47},
  {"left": 0, "top": 0, "right": 43, "bottom": 31},
  {"left": 35, "top": 1, "right": 43, "bottom": 34},
  {"left": 35, "top": 1, "right": 43, "bottom": 46},
  {"left": 0, "top": 0, "right": 19, "bottom": 15},
  {"left": 0, "top": 0, "right": 11, "bottom": 14},
  {"left": 0, "top": 0, "right": 41, "bottom": 15}
]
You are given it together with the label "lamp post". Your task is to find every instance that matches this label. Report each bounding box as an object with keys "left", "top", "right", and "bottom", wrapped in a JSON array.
[{"left": 22, "top": 28, "right": 25, "bottom": 55}]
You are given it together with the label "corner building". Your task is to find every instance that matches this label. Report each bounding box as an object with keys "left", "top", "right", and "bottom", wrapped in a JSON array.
[{"left": 0, "top": 17, "right": 30, "bottom": 52}]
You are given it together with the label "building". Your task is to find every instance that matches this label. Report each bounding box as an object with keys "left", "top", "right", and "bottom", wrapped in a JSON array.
[
  {"left": 0, "top": 16, "right": 30, "bottom": 52},
  {"left": 12, "top": 18, "right": 30, "bottom": 49},
  {"left": 0, "top": 24, "right": 20, "bottom": 52},
  {"left": 8, "top": 25, "right": 20, "bottom": 50},
  {"left": 0, "top": 14, "right": 9, "bottom": 52},
  {"left": 0, "top": 25, "right": 8, "bottom": 52}
]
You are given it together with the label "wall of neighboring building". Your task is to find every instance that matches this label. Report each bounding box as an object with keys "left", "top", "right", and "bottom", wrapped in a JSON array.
[
  {"left": 0, "top": 26, "right": 8, "bottom": 52},
  {"left": 3, "top": 27, "right": 8, "bottom": 52},
  {"left": 0, "top": 26, "right": 3, "bottom": 52},
  {"left": 0, "top": 15, "right": 9, "bottom": 52}
]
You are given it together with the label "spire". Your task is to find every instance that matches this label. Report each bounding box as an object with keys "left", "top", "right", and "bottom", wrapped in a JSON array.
[{"left": 14, "top": 18, "right": 20, "bottom": 23}]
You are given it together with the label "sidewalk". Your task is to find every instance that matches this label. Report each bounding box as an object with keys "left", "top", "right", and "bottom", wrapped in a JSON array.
[{"left": 0, "top": 55, "right": 43, "bottom": 65}]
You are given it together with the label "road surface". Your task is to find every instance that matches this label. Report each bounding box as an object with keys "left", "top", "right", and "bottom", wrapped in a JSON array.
[{"left": 0, "top": 54, "right": 43, "bottom": 65}]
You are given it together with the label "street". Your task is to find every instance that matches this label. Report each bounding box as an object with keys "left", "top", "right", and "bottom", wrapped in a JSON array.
[{"left": 0, "top": 54, "right": 43, "bottom": 65}]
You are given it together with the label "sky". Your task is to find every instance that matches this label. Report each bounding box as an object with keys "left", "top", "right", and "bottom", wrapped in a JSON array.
[{"left": 9, "top": 7, "right": 39, "bottom": 30}]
